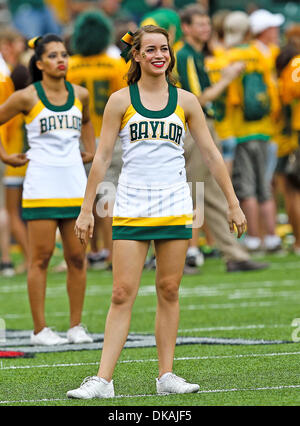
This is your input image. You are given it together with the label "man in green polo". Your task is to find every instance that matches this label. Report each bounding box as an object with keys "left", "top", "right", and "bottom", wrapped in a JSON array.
[{"left": 176, "top": 4, "right": 268, "bottom": 272}]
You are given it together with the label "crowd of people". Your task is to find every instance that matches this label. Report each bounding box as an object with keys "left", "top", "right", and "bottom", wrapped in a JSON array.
[
  {"left": 0, "top": 0, "right": 300, "bottom": 399},
  {"left": 1, "top": 1, "right": 299, "bottom": 279}
]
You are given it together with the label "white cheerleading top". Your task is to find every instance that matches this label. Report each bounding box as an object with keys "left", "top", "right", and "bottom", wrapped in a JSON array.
[
  {"left": 25, "top": 81, "right": 83, "bottom": 167},
  {"left": 118, "top": 83, "right": 187, "bottom": 189}
]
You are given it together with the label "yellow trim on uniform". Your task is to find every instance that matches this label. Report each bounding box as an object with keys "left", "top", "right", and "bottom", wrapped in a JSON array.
[
  {"left": 175, "top": 104, "right": 186, "bottom": 130},
  {"left": 22, "top": 198, "right": 84, "bottom": 208},
  {"left": 121, "top": 104, "right": 137, "bottom": 130},
  {"left": 187, "top": 56, "right": 202, "bottom": 97},
  {"left": 74, "top": 98, "right": 83, "bottom": 112},
  {"left": 25, "top": 101, "right": 45, "bottom": 124},
  {"left": 113, "top": 214, "right": 193, "bottom": 227}
]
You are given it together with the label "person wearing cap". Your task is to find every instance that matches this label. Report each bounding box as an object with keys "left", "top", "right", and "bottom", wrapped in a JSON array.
[
  {"left": 224, "top": 11, "right": 282, "bottom": 253},
  {"left": 250, "top": 9, "right": 284, "bottom": 184},
  {"left": 175, "top": 4, "right": 268, "bottom": 272}
]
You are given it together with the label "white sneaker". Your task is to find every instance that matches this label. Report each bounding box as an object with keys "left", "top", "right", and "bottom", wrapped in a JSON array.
[
  {"left": 30, "top": 327, "right": 68, "bottom": 346},
  {"left": 67, "top": 325, "right": 93, "bottom": 344},
  {"left": 243, "top": 236, "right": 261, "bottom": 251},
  {"left": 156, "top": 373, "right": 200, "bottom": 395},
  {"left": 67, "top": 376, "right": 114, "bottom": 399},
  {"left": 264, "top": 235, "right": 282, "bottom": 252}
]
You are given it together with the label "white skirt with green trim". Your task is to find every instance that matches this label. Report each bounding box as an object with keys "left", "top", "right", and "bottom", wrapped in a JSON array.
[
  {"left": 112, "top": 182, "right": 193, "bottom": 240},
  {"left": 22, "top": 160, "right": 87, "bottom": 220}
]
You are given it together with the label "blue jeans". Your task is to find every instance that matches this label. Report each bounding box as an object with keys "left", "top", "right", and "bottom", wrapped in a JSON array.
[
  {"left": 221, "top": 137, "right": 237, "bottom": 161},
  {"left": 12, "top": 5, "right": 61, "bottom": 39}
]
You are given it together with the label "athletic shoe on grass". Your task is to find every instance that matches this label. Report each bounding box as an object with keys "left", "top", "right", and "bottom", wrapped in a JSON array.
[
  {"left": 156, "top": 373, "right": 199, "bottom": 394},
  {"left": 67, "top": 376, "right": 114, "bottom": 399},
  {"left": 0, "top": 262, "right": 15, "bottom": 277},
  {"left": 30, "top": 327, "right": 68, "bottom": 346},
  {"left": 67, "top": 325, "right": 93, "bottom": 344}
]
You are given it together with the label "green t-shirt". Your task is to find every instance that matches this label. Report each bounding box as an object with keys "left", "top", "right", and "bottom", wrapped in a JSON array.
[
  {"left": 176, "top": 42, "right": 214, "bottom": 117},
  {"left": 176, "top": 42, "right": 211, "bottom": 93},
  {"left": 8, "top": 0, "right": 45, "bottom": 16}
]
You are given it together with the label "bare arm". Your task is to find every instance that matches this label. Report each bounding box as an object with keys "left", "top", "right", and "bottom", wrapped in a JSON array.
[
  {"left": 75, "top": 90, "right": 127, "bottom": 244},
  {"left": 182, "top": 91, "right": 246, "bottom": 237},
  {"left": 0, "top": 136, "right": 28, "bottom": 167},
  {"left": 0, "top": 87, "right": 32, "bottom": 167},
  {"left": 0, "top": 87, "right": 34, "bottom": 125},
  {"left": 198, "top": 62, "right": 244, "bottom": 107},
  {"left": 76, "top": 86, "right": 96, "bottom": 164}
]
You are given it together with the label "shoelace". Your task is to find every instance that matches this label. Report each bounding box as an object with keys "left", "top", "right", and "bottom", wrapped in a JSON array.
[
  {"left": 73, "top": 324, "right": 89, "bottom": 335},
  {"left": 44, "top": 327, "right": 61, "bottom": 337},
  {"left": 168, "top": 374, "right": 187, "bottom": 383},
  {"left": 80, "top": 376, "right": 100, "bottom": 388}
]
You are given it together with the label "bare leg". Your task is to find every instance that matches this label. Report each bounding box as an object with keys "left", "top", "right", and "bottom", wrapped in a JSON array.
[
  {"left": 240, "top": 197, "right": 260, "bottom": 237},
  {"left": 27, "top": 220, "right": 57, "bottom": 334},
  {"left": 154, "top": 239, "right": 189, "bottom": 377},
  {"left": 259, "top": 198, "right": 277, "bottom": 235},
  {"left": 98, "top": 215, "right": 113, "bottom": 262},
  {"left": 5, "top": 186, "right": 29, "bottom": 267},
  {"left": 97, "top": 240, "right": 149, "bottom": 381},
  {"left": 59, "top": 219, "right": 87, "bottom": 328},
  {"left": 281, "top": 177, "right": 300, "bottom": 248},
  {"left": 0, "top": 208, "right": 12, "bottom": 263}
]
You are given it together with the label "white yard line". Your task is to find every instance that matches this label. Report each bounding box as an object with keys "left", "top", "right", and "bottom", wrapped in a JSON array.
[
  {"left": 2, "top": 350, "right": 300, "bottom": 371},
  {"left": 1, "top": 384, "right": 300, "bottom": 404},
  {"left": 2, "top": 300, "right": 295, "bottom": 320}
]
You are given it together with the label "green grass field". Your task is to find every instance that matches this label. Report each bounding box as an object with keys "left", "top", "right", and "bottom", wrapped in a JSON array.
[{"left": 1, "top": 251, "right": 300, "bottom": 407}]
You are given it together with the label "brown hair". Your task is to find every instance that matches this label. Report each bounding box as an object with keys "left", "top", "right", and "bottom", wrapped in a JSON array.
[
  {"left": 126, "top": 25, "right": 176, "bottom": 86},
  {"left": 0, "top": 27, "right": 23, "bottom": 44},
  {"left": 179, "top": 4, "right": 207, "bottom": 26}
]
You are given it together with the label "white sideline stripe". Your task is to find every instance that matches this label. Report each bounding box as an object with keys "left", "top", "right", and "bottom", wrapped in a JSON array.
[
  {"left": 1, "top": 384, "right": 300, "bottom": 404},
  {"left": 0, "top": 279, "right": 298, "bottom": 295},
  {"left": 3, "top": 300, "right": 295, "bottom": 320},
  {"left": 178, "top": 324, "right": 288, "bottom": 332},
  {"left": 2, "top": 351, "right": 300, "bottom": 371}
]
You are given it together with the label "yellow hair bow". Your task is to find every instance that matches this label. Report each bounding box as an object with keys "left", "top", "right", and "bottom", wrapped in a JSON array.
[
  {"left": 28, "top": 36, "right": 42, "bottom": 49},
  {"left": 121, "top": 32, "right": 134, "bottom": 46},
  {"left": 120, "top": 31, "right": 134, "bottom": 62}
]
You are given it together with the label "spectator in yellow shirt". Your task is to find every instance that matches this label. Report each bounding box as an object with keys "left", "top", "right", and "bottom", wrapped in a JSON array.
[
  {"left": 67, "top": 10, "right": 128, "bottom": 269},
  {"left": 224, "top": 11, "right": 282, "bottom": 252}
]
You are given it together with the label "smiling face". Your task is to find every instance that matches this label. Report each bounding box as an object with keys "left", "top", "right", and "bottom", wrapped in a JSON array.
[
  {"left": 134, "top": 32, "right": 171, "bottom": 78},
  {"left": 36, "top": 41, "right": 68, "bottom": 78}
]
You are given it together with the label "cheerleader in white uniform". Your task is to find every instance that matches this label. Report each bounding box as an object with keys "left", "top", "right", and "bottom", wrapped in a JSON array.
[
  {"left": 0, "top": 34, "right": 95, "bottom": 345},
  {"left": 69, "top": 26, "right": 247, "bottom": 398}
]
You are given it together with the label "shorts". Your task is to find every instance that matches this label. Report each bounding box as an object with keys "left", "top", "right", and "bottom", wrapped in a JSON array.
[
  {"left": 232, "top": 140, "right": 271, "bottom": 203},
  {"left": 2, "top": 176, "right": 24, "bottom": 188},
  {"left": 22, "top": 161, "right": 87, "bottom": 221},
  {"left": 112, "top": 181, "right": 193, "bottom": 240}
]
